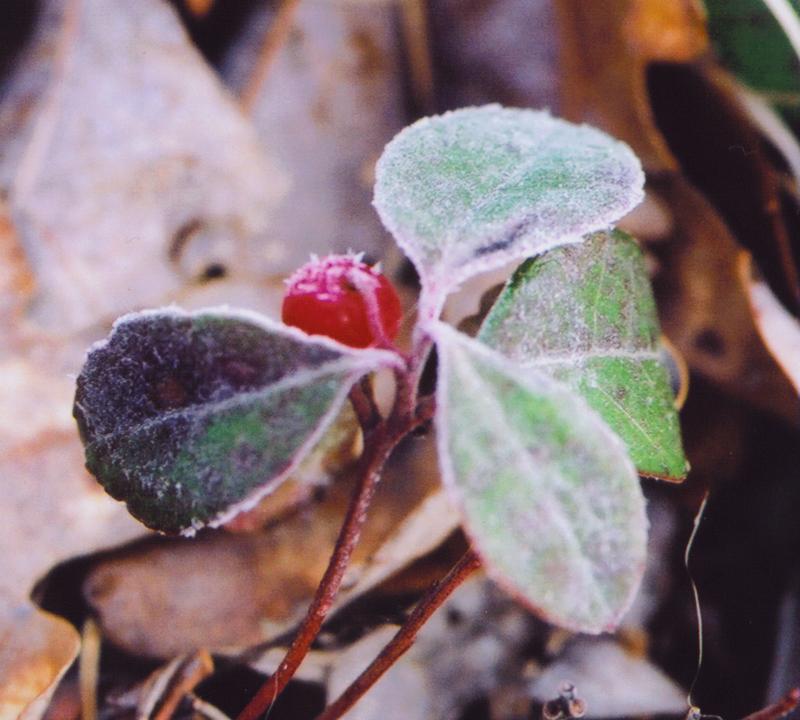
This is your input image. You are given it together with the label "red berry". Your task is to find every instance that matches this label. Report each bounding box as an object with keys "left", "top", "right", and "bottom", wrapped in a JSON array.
[{"left": 282, "top": 254, "right": 402, "bottom": 348}]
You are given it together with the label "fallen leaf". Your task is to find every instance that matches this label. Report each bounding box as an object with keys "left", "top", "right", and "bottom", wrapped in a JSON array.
[
  {"left": 556, "top": 0, "right": 708, "bottom": 171},
  {"left": 0, "top": 0, "right": 286, "bottom": 335},
  {"left": 82, "top": 435, "right": 451, "bottom": 658},
  {"left": 222, "top": 0, "right": 406, "bottom": 273},
  {"left": 738, "top": 252, "right": 800, "bottom": 393},
  {"left": 0, "top": 429, "right": 143, "bottom": 719},
  {"left": 428, "top": 0, "right": 560, "bottom": 111},
  {"left": 652, "top": 176, "right": 799, "bottom": 423}
]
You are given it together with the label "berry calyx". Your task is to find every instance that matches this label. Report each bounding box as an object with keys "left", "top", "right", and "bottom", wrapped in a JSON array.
[{"left": 282, "top": 254, "right": 402, "bottom": 349}]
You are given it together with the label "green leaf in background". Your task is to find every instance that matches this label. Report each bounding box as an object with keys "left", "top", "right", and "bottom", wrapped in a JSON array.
[
  {"left": 73, "top": 308, "right": 394, "bottom": 534},
  {"left": 432, "top": 323, "right": 647, "bottom": 633},
  {"left": 479, "top": 230, "right": 689, "bottom": 481},
  {"left": 705, "top": 0, "right": 800, "bottom": 124},
  {"left": 373, "top": 105, "right": 644, "bottom": 302}
]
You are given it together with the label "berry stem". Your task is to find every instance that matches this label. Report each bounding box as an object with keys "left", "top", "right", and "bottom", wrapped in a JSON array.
[{"left": 315, "top": 550, "right": 482, "bottom": 720}]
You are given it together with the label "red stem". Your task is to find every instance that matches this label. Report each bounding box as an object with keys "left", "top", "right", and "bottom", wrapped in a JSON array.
[
  {"left": 741, "top": 689, "right": 800, "bottom": 720},
  {"left": 237, "top": 329, "right": 435, "bottom": 720},
  {"left": 236, "top": 425, "right": 399, "bottom": 720},
  {"left": 315, "top": 550, "right": 482, "bottom": 720}
]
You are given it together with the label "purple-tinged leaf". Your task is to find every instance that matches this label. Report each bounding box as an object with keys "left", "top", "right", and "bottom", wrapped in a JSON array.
[{"left": 74, "top": 308, "right": 396, "bottom": 534}]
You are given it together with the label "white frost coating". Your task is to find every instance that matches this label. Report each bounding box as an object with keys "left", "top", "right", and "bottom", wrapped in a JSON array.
[
  {"left": 430, "top": 322, "right": 647, "bottom": 633},
  {"left": 97, "top": 305, "right": 404, "bottom": 372},
  {"left": 201, "top": 367, "right": 360, "bottom": 535},
  {"left": 374, "top": 105, "right": 644, "bottom": 305},
  {"left": 81, "top": 305, "right": 402, "bottom": 536}
]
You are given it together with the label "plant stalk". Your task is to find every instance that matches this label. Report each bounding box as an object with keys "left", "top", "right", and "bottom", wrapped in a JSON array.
[
  {"left": 315, "top": 549, "right": 481, "bottom": 720},
  {"left": 235, "top": 425, "right": 397, "bottom": 720},
  {"left": 237, "top": 322, "right": 436, "bottom": 720}
]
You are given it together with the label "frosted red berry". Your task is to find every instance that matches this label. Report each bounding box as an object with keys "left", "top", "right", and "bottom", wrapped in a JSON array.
[{"left": 282, "top": 254, "right": 402, "bottom": 348}]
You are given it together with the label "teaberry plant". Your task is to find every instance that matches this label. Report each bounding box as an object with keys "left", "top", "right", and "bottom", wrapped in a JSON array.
[{"left": 73, "top": 105, "right": 688, "bottom": 719}]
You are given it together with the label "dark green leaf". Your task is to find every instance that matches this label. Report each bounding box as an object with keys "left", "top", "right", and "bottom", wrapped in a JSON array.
[
  {"left": 479, "top": 230, "right": 688, "bottom": 480},
  {"left": 705, "top": 0, "right": 800, "bottom": 124}
]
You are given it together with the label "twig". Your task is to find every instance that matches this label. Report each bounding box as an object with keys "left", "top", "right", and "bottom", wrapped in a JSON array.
[
  {"left": 239, "top": 0, "right": 303, "bottom": 114},
  {"left": 237, "top": 325, "right": 433, "bottom": 719},
  {"left": 79, "top": 618, "right": 101, "bottom": 720},
  {"left": 150, "top": 651, "right": 214, "bottom": 720},
  {"left": 741, "top": 689, "right": 800, "bottom": 720},
  {"left": 398, "top": 0, "right": 435, "bottom": 114},
  {"left": 314, "top": 549, "right": 481, "bottom": 720},
  {"left": 189, "top": 694, "right": 232, "bottom": 720},
  {"left": 236, "top": 423, "right": 401, "bottom": 720},
  {"left": 542, "top": 682, "right": 586, "bottom": 720}
]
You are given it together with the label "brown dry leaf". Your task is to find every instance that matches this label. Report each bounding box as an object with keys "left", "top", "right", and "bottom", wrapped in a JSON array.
[
  {"left": 0, "top": 220, "right": 142, "bottom": 716},
  {"left": 646, "top": 63, "right": 800, "bottom": 311},
  {"left": 0, "top": 0, "right": 286, "bottom": 336},
  {"left": 221, "top": 0, "right": 406, "bottom": 274},
  {"left": 556, "top": 0, "right": 708, "bottom": 171},
  {"left": 0, "top": 428, "right": 143, "bottom": 718},
  {"left": 0, "top": 1, "right": 297, "bottom": 712},
  {"left": 739, "top": 252, "right": 800, "bottom": 393},
  {"left": 653, "top": 176, "right": 799, "bottom": 423},
  {"left": 83, "top": 436, "right": 456, "bottom": 658},
  {"left": 557, "top": 2, "right": 800, "bottom": 421}
]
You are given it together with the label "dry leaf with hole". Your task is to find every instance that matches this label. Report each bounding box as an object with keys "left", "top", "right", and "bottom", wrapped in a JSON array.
[
  {"left": 652, "top": 177, "right": 799, "bottom": 423},
  {"left": 0, "top": 0, "right": 286, "bottom": 335}
]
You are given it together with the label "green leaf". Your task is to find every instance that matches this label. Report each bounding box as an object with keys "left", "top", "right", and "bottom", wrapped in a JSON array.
[
  {"left": 433, "top": 323, "right": 647, "bottom": 633},
  {"left": 479, "top": 230, "right": 688, "bottom": 481},
  {"left": 374, "top": 105, "right": 644, "bottom": 302},
  {"left": 73, "top": 308, "right": 395, "bottom": 534},
  {"left": 705, "top": 0, "right": 800, "bottom": 124}
]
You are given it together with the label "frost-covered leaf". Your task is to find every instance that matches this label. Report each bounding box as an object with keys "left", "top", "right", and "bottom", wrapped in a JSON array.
[
  {"left": 74, "top": 308, "right": 394, "bottom": 534},
  {"left": 374, "top": 105, "right": 644, "bottom": 302},
  {"left": 433, "top": 324, "right": 647, "bottom": 633},
  {"left": 479, "top": 230, "right": 688, "bottom": 481}
]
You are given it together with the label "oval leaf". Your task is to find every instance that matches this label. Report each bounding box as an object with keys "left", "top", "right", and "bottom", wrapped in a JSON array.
[
  {"left": 432, "top": 323, "right": 647, "bottom": 633},
  {"left": 73, "top": 308, "right": 394, "bottom": 534},
  {"left": 479, "top": 229, "right": 689, "bottom": 481},
  {"left": 374, "top": 105, "right": 644, "bottom": 299}
]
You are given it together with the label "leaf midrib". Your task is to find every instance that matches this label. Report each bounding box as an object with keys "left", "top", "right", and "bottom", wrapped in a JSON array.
[{"left": 82, "top": 356, "right": 367, "bottom": 449}]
